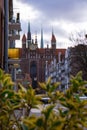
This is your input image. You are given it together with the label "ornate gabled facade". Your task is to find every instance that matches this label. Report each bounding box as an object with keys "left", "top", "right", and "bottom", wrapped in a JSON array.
[{"left": 20, "top": 23, "right": 66, "bottom": 88}]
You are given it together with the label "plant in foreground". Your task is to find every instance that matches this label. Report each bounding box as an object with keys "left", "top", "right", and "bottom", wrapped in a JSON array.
[{"left": 0, "top": 69, "right": 87, "bottom": 130}]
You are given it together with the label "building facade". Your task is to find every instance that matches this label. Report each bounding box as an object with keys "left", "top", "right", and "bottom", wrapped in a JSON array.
[
  {"left": 0, "top": 0, "right": 21, "bottom": 73},
  {"left": 8, "top": 0, "right": 21, "bottom": 81},
  {"left": 45, "top": 47, "right": 71, "bottom": 91},
  {"left": 45, "top": 44, "right": 87, "bottom": 91},
  {"left": 20, "top": 23, "right": 66, "bottom": 88}
]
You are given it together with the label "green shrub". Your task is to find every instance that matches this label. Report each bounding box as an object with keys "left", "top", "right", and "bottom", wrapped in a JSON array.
[{"left": 0, "top": 69, "right": 87, "bottom": 130}]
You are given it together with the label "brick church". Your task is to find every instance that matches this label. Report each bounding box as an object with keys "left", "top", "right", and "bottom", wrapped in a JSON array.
[{"left": 20, "top": 22, "right": 66, "bottom": 88}]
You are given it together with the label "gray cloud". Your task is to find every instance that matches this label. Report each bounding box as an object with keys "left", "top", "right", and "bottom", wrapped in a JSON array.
[
  {"left": 18, "top": 0, "right": 87, "bottom": 22},
  {"left": 17, "top": 0, "right": 87, "bottom": 48}
]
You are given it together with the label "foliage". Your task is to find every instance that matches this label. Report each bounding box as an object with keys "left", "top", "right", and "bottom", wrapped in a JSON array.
[
  {"left": 69, "top": 31, "right": 87, "bottom": 45},
  {"left": 0, "top": 69, "right": 42, "bottom": 129},
  {"left": 0, "top": 69, "right": 87, "bottom": 130}
]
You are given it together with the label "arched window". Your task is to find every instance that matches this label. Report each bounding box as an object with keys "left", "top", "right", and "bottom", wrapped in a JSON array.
[{"left": 30, "top": 61, "right": 37, "bottom": 78}]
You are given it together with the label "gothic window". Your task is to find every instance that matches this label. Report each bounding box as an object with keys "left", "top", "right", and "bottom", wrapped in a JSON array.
[{"left": 30, "top": 61, "right": 37, "bottom": 78}]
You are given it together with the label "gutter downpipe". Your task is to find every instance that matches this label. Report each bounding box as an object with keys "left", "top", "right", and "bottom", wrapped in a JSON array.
[{"left": 4, "top": 0, "right": 8, "bottom": 72}]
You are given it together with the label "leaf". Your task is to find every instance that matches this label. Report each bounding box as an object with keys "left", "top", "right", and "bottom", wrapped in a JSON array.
[
  {"left": 38, "top": 82, "right": 46, "bottom": 90},
  {"left": 21, "top": 124, "right": 28, "bottom": 130},
  {"left": 1, "top": 89, "right": 14, "bottom": 98},
  {"left": 36, "top": 117, "right": 44, "bottom": 127},
  {"left": 22, "top": 116, "right": 37, "bottom": 129},
  {"left": 46, "top": 77, "right": 51, "bottom": 86},
  {"left": 59, "top": 97, "right": 65, "bottom": 101},
  {"left": 74, "top": 95, "right": 81, "bottom": 103},
  {"left": 53, "top": 82, "right": 60, "bottom": 89},
  {"left": 42, "top": 105, "right": 54, "bottom": 121},
  {"left": 18, "top": 83, "right": 27, "bottom": 93},
  {"left": 0, "top": 69, "right": 4, "bottom": 80},
  {"left": 50, "top": 120, "right": 62, "bottom": 130}
]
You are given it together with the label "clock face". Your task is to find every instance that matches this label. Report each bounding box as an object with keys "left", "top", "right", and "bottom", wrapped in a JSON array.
[{"left": 30, "top": 44, "right": 36, "bottom": 50}]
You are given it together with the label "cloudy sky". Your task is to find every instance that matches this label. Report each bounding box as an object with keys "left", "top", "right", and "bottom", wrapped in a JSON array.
[{"left": 13, "top": 0, "right": 87, "bottom": 48}]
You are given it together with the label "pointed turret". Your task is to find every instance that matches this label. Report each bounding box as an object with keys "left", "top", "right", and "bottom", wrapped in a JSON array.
[
  {"left": 22, "top": 34, "right": 26, "bottom": 43},
  {"left": 35, "top": 32, "right": 37, "bottom": 44},
  {"left": 27, "top": 22, "right": 31, "bottom": 48},
  {"left": 40, "top": 28, "right": 43, "bottom": 48},
  {"left": 22, "top": 34, "right": 26, "bottom": 49},
  {"left": 51, "top": 29, "right": 56, "bottom": 49}
]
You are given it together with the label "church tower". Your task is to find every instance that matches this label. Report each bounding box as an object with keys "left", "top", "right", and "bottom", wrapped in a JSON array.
[
  {"left": 27, "top": 22, "right": 31, "bottom": 48},
  {"left": 51, "top": 30, "right": 56, "bottom": 49}
]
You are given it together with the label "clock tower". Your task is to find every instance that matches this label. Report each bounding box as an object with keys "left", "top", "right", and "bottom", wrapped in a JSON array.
[{"left": 29, "top": 35, "right": 38, "bottom": 50}]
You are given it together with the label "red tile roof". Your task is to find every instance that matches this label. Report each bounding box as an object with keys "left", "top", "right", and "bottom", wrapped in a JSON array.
[
  {"left": 51, "top": 33, "right": 56, "bottom": 43},
  {"left": 22, "top": 34, "right": 26, "bottom": 42}
]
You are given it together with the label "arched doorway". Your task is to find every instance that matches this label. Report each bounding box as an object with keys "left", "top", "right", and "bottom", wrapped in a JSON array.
[{"left": 30, "top": 61, "right": 37, "bottom": 89}]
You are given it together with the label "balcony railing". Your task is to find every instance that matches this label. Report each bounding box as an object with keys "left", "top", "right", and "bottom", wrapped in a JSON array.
[
  {"left": 8, "top": 59, "right": 21, "bottom": 64},
  {"left": 8, "top": 34, "right": 20, "bottom": 40},
  {"left": 9, "top": 22, "right": 21, "bottom": 31},
  {"left": 8, "top": 13, "right": 21, "bottom": 41}
]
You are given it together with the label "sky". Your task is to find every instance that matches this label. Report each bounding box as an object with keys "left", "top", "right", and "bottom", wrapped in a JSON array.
[{"left": 13, "top": 0, "right": 87, "bottom": 48}]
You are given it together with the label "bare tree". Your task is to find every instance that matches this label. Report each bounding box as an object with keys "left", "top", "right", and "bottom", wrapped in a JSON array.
[
  {"left": 69, "top": 31, "right": 87, "bottom": 80},
  {"left": 69, "top": 31, "right": 87, "bottom": 46}
]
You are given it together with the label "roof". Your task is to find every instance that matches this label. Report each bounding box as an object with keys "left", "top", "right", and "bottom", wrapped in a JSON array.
[
  {"left": 51, "top": 33, "right": 56, "bottom": 43},
  {"left": 55, "top": 48, "right": 66, "bottom": 55},
  {"left": 36, "top": 48, "right": 66, "bottom": 55},
  {"left": 22, "top": 34, "right": 26, "bottom": 42}
]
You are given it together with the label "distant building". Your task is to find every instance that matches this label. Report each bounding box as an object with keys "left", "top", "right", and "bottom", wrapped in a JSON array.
[
  {"left": 45, "top": 52, "right": 68, "bottom": 91},
  {"left": 45, "top": 44, "right": 87, "bottom": 91},
  {"left": 20, "top": 22, "right": 66, "bottom": 88}
]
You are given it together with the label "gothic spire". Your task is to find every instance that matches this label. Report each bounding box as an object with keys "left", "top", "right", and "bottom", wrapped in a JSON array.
[
  {"left": 28, "top": 21, "right": 30, "bottom": 33},
  {"left": 40, "top": 27, "right": 43, "bottom": 48},
  {"left": 27, "top": 22, "right": 31, "bottom": 48}
]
